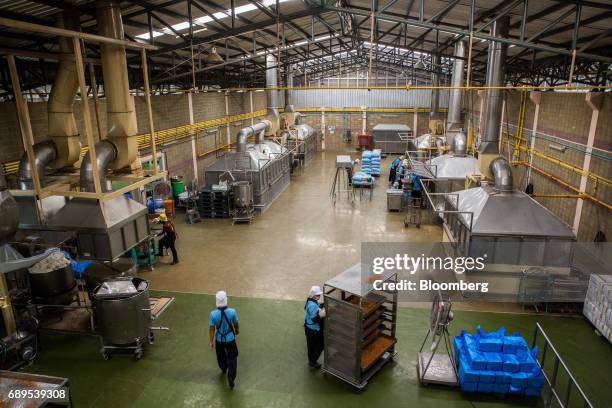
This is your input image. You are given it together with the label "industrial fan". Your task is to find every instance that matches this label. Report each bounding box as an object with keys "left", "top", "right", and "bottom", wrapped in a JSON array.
[{"left": 416, "top": 290, "right": 459, "bottom": 386}]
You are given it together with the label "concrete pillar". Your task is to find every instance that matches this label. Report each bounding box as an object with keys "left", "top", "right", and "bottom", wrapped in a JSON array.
[
  {"left": 572, "top": 92, "right": 603, "bottom": 235},
  {"left": 321, "top": 108, "right": 326, "bottom": 150},
  {"left": 477, "top": 90, "right": 486, "bottom": 145},
  {"left": 526, "top": 91, "right": 541, "bottom": 185},
  {"left": 498, "top": 99, "right": 506, "bottom": 153},
  {"left": 187, "top": 92, "right": 198, "bottom": 185},
  {"left": 225, "top": 92, "right": 231, "bottom": 149},
  {"left": 249, "top": 91, "right": 254, "bottom": 125},
  {"left": 362, "top": 108, "right": 367, "bottom": 134}
]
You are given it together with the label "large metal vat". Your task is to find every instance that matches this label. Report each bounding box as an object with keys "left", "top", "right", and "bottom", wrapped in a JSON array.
[
  {"left": 83, "top": 260, "right": 138, "bottom": 296},
  {"left": 232, "top": 181, "right": 253, "bottom": 209},
  {"left": 93, "top": 277, "right": 151, "bottom": 347},
  {"left": 29, "top": 267, "right": 76, "bottom": 305}
]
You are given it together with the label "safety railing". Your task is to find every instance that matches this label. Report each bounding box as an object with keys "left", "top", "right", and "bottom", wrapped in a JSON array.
[
  {"left": 420, "top": 179, "right": 474, "bottom": 256},
  {"left": 531, "top": 323, "right": 593, "bottom": 408}
]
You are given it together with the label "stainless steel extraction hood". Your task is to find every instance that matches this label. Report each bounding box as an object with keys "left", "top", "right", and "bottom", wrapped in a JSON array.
[
  {"left": 454, "top": 184, "right": 575, "bottom": 239},
  {"left": 45, "top": 196, "right": 149, "bottom": 261}
]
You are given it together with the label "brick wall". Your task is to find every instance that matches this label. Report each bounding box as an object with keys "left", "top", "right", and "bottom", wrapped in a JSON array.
[{"left": 501, "top": 92, "right": 611, "bottom": 241}]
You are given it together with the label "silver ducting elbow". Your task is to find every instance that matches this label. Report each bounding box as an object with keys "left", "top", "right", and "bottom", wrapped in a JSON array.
[
  {"left": 453, "top": 132, "right": 467, "bottom": 157},
  {"left": 79, "top": 140, "right": 117, "bottom": 192},
  {"left": 490, "top": 157, "right": 513, "bottom": 192},
  {"left": 18, "top": 140, "right": 57, "bottom": 189},
  {"left": 236, "top": 121, "right": 270, "bottom": 152},
  {"left": 294, "top": 112, "right": 302, "bottom": 125}
]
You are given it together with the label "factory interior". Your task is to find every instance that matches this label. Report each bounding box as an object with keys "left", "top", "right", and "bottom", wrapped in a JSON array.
[{"left": 0, "top": 0, "right": 611, "bottom": 407}]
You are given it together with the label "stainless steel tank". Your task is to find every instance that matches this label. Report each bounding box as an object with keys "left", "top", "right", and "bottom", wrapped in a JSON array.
[
  {"left": 93, "top": 277, "right": 151, "bottom": 346},
  {"left": 84, "top": 260, "right": 138, "bottom": 296},
  {"left": 29, "top": 267, "right": 76, "bottom": 305},
  {"left": 232, "top": 181, "right": 253, "bottom": 209}
]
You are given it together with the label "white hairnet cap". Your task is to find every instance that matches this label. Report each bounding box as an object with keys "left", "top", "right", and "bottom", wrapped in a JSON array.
[
  {"left": 309, "top": 286, "right": 323, "bottom": 297},
  {"left": 216, "top": 291, "right": 228, "bottom": 307}
]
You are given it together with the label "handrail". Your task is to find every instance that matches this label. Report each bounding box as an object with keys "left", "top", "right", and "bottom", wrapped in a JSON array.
[{"left": 531, "top": 322, "right": 594, "bottom": 408}]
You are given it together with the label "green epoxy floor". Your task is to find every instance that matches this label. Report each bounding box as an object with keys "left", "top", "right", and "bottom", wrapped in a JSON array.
[{"left": 23, "top": 291, "right": 612, "bottom": 407}]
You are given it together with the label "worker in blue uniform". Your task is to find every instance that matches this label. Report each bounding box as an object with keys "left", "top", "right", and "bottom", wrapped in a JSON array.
[
  {"left": 304, "top": 286, "right": 326, "bottom": 369},
  {"left": 209, "top": 291, "right": 239, "bottom": 389},
  {"left": 411, "top": 173, "right": 423, "bottom": 207},
  {"left": 389, "top": 156, "right": 403, "bottom": 184}
]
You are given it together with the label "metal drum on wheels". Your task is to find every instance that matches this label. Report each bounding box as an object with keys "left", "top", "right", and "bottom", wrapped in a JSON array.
[{"left": 93, "top": 277, "right": 153, "bottom": 361}]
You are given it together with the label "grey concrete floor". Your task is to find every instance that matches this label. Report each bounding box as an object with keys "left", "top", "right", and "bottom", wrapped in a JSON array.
[{"left": 144, "top": 150, "right": 442, "bottom": 300}]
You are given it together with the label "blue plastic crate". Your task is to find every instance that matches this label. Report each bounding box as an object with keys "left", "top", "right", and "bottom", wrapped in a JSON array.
[
  {"left": 509, "top": 385, "right": 524, "bottom": 395},
  {"left": 525, "top": 386, "right": 543, "bottom": 397},
  {"left": 458, "top": 363, "right": 479, "bottom": 383},
  {"left": 479, "top": 338, "right": 503, "bottom": 352},
  {"left": 477, "top": 383, "right": 494, "bottom": 393},
  {"left": 461, "top": 382, "right": 478, "bottom": 392},
  {"left": 510, "top": 372, "right": 529, "bottom": 387},
  {"left": 494, "top": 383, "right": 509, "bottom": 394},
  {"left": 495, "top": 372, "right": 511, "bottom": 384},
  {"left": 527, "top": 372, "right": 545, "bottom": 388},
  {"left": 484, "top": 352, "right": 503, "bottom": 371},
  {"left": 479, "top": 371, "right": 496, "bottom": 384},
  {"left": 503, "top": 355, "right": 520, "bottom": 372}
]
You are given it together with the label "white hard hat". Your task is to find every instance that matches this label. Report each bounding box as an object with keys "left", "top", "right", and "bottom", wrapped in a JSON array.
[
  {"left": 215, "top": 290, "right": 228, "bottom": 307},
  {"left": 309, "top": 286, "right": 323, "bottom": 298}
]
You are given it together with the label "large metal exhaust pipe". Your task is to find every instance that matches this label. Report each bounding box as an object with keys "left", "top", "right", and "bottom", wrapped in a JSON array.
[
  {"left": 284, "top": 67, "right": 293, "bottom": 110},
  {"left": 430, "top": 54, "right": 441, "bottom": 119},
  {"left": 18, "top": 141, "right": 57, "bottom": 189},
  {"left": 480, "top": 17, "right": 509, "bottom": 155},
  {"left": 266, "top": 54, "right": 279, "bottom": 110},
  {"left": 18, "top": 12, "right": 81, "bottom": 189},
  {"left": 79, "top": 0, "right": 138, "bottom": 191},
  {"left": 446, "top": 39, "right": 466, "bottom": 147},
  {"left": 79, "top": 140, "right": 117, "bottom": 192},
  {"left": 95, "top": 0, "right": 138, "bottom": 169},
  {"left": 236, "top": 121, "right": 271, "bottom": 152}
]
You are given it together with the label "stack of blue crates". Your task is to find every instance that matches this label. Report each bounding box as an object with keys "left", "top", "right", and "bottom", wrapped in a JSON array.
[
  {"left": 370, "top": 150, "right": 381, "bottom": 176},
  {"left": 454, "top": 327, "right": 545, "bottom": 397},
  {"left": 361, "top": 150, "right": 372, "bottom": 175},
  {"left": 352, "top": 171, "right": 373, "bottom": 187}
]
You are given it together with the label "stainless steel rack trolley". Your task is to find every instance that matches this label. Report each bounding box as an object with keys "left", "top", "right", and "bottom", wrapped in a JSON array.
[{"left": 322, "top": 264, "right": 398, "bottom": 389}]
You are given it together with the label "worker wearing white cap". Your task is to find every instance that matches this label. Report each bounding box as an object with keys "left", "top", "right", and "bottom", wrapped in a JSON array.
[
  {"left": 209, "top": 290, "right": 239, "bottom": 388},
  {"left": 304, "top": 285, "right": 326, "bottom": 369}
]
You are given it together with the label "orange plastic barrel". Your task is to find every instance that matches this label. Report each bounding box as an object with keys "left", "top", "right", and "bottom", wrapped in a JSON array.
[{"left": 163, "top": 199, "right": 174, "bottom": 217}]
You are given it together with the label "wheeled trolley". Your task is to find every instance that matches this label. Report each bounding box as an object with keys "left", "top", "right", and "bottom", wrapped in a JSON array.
[
  {"left": 322, "top": 264, "right": 398, "bottom": 389},
  {"left": 93, "top": 277, "right": 167, "bottom": 361}
]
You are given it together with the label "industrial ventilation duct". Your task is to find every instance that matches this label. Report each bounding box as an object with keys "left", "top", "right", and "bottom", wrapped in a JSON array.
[
  {"left": 480, "top": 17, "right": 509, "bottom": 155},
  {"left": 18, "top": 12, "right": 82, "bottom": 189},
  {"left": 446, "top": 40, "right": 466, "bottom": 147},
  {"left": 429, "top": 54, "right": 441, "bottom": 119},
  {"left": 79, "top": 0, "right": 139, "bottom": 191}
]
